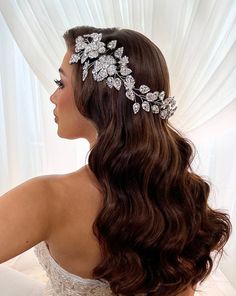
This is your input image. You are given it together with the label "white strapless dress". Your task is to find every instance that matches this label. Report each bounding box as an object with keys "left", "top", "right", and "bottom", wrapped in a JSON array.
[{"left": 33, "top": 241, "right": 114, "bottom": 295}]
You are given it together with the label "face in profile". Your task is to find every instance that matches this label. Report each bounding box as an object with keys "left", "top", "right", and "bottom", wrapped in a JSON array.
[{"left": 50, "top": 50, "right": 97, "bottom": 144}]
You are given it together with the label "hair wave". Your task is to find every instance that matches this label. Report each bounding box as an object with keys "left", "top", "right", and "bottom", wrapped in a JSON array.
[{"left": 63, "top": 26, "right": 231, "bottom": 296}]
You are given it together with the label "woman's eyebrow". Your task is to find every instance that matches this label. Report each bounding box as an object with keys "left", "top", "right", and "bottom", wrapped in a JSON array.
[{"left": 58, "top": 67, "right": 66, "bottom": 76}]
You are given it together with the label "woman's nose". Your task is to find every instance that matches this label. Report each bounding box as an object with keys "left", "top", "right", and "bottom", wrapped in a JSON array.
[{"left": 50, "top": 91, "right": 57, "bottom": 104}]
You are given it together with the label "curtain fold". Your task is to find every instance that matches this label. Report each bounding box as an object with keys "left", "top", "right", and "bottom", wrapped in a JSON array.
[{"left": 0, "top": 0, "right": 236, "bottom": 287}]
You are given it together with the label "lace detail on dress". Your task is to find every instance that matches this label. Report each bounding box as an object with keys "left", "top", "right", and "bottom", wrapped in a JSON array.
[{"left": 34, "top": 241, "right": 115, "bottom": 296}]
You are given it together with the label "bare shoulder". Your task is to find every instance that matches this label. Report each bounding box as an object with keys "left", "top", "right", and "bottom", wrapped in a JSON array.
[{"left": 43, "top": 166, "right": 103, "bottom": 232}]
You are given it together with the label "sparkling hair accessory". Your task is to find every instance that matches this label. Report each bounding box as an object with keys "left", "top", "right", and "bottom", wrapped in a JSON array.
[{"left": 69, "top": 32, "right": 177, "bottom": 119}]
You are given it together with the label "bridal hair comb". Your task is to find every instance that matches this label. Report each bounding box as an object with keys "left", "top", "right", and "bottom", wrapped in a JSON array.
[{"left": 69, "top": 32, "right": 177, "bottom": 119}]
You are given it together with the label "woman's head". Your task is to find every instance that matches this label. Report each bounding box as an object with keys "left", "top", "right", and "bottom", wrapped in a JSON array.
[
  {"left": 54, "top": 26, "right": 172, "bottom": 144},
  {"left": 50, "top": 49, "right": 97, "bottom": 146},
  {"left": 52, "top": 26, "right": 231, "bottom": 296}
]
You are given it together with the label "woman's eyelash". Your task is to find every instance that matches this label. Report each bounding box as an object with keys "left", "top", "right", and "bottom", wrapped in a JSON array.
[{"left": 54, "top": 79, "right": 64, "bottom": 88}]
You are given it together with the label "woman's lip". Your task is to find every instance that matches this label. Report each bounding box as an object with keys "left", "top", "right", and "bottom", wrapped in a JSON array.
[{"left": 54, "top": 116, "right": 58, "bottom": 122}]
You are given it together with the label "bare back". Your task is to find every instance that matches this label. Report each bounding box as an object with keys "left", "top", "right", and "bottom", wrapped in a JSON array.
[
  {"left": 45, "top": 165, "right": 195, "bottom": 296},
  {"left": 45, "top": 165, "right": 104, "bottom": 279}
]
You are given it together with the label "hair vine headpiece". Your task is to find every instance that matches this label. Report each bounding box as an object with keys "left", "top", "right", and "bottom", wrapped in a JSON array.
[{"left": 69, "top": 32, "right": 177, "bottom": 119}]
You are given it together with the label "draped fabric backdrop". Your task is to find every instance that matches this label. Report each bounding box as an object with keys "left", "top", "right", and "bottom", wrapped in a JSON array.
[{"left": 0, "top": 0, "right": 235, "bottom": 288}]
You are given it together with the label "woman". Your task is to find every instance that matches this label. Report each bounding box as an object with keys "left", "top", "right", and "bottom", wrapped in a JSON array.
[{"left": 0, "top": 26, "right": 231, "bottom": 296}]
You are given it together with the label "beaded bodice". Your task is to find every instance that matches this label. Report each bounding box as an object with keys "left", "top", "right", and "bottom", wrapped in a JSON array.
[{"left": 34, "top": 241, "right": 114, "bottom": 295}]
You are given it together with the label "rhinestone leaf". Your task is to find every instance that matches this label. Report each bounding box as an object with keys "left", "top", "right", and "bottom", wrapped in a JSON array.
[
  {"left": 113, "top": 78, "right": 122, "bottom": 90},
  {"left": 119, "top": 56, "right": 129, "bottom": 66},
  {"left": 106, "top": 77, "right": 114, "bottom": 88},
  {"left": 126, "top": 90, "right": 135, "bottom": 101},
  {"left": 133, "top": 103, "right": 140, "bottom": 114},
  {"left": 69, "top": 54, "right": 80, "bottom": 64},
  {"left": 96, "top": 69, "right": 108, "bottom": 81},
  {"left": 124, "top": 75, "right": 135, "bottom": 89},
  {"left": 107, "top": 40, "right": 117, "bottom": 49},
  {"left": 142, "top": 101, "right": 150, "bottom": 112},
  {"left": 75, "top": 36, "right": 84, "bottom": 44},
  {"left": 114, "top": 47, "right": 124, "bottom": 58},
  {"left": 159, "top": 91, "right": 165, "bottom": 100},
  {"left": 88, "top": 32, "right": 102, "bottom": 41},
  {"left": 139, "top": 85, "right": 150, "bottom": 94},
  {"left": 160, "top": 109, "right": 168, "bottom": 119},
  {"left": 120, "top": 66, "right": 132, "bottom": 76},
  {"left": 151, "top": 104, "right": 159, "bottom": 113},
  {"left": 146, "top": 92, "right": 158, "bottom": 102},
  {"left": 81, "top": 54, "right": 88, "bottom": 64}
]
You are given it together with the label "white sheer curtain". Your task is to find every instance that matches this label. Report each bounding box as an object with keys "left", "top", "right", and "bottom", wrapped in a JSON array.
[{"left": 0, "top": 0, "right": 235, "bottom": 287}]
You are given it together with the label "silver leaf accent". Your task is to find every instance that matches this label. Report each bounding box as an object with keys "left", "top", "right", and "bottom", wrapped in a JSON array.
[
  {"left": 139, "top": 85, "right": 150, "bottom": 94},
  {"left": 119, "top": 56, "right": 129, "bottom": 66},
  {"left": 113, "top": 78, "right": 122, "bottom": 90},
  {"left": 107, "top": 40, "right": 117, "bottom": 49},
  {"left": 120, "top": 66, "right": 132, "bottom": 76},
  {"left": 142, "top": 101, "right": 150, "bottom": 112},
  {"left": 126, "top": 90, "right": 135, "bottom": 101},
  {"left": 69, "top": 54, "right": 80, "bottom": 64},
  {"left": 159, "top": 91, "right": 165, "bottom": 100},
  {"left": 124, "top": 75, "right": 135, "bottom": 89},
  {"left": 96, "top": 69, "right": 108, "bottom": 81},
  {"left": 151, "top": 105, "right": 160, "bottom": 114},
  {"left": 160, "top": 109, "right": 168, "bottom": 119},
  {"left": 133, "top": 103, "right": 140, "bottom": 114},
  {"left": 114, "top": 47, "right": 124, "bottom": 58},
  {"left": 81, "top": 54, "right": 88, "bottom": 64},
  {"left": 146, "top": 92, "right": 158, "bottom": 102}
]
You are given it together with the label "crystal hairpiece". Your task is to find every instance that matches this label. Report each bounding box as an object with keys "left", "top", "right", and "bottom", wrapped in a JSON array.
[{"left": 69, "top": 32, "right": 177, "bottom": 119}]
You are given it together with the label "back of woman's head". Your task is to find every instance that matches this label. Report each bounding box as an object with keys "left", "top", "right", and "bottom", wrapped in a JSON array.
[{"left": 63, "top": 26, "right": 231, "bottom": 296}]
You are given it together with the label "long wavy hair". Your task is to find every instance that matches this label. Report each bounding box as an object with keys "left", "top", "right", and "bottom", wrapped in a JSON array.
[{"left": 63, "top": 26, "right": 231, "bottom": 296}]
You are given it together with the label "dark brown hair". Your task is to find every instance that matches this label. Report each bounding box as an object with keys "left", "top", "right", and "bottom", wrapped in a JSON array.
[{"left": 63, "top": 26, "right": 231, "bottom": 296}]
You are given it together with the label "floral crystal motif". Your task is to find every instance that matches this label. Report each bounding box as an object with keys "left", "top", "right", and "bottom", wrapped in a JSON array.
[{"left": 69, "top": 32, "right": 177, "bottom": 119}]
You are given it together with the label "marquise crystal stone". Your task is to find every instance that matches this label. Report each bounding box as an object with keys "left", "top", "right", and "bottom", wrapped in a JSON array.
[{"left": 133, "top": 102, "right": 140, "bottom": 114}]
